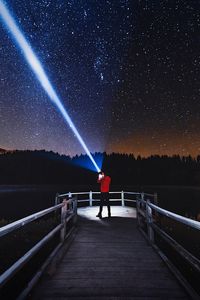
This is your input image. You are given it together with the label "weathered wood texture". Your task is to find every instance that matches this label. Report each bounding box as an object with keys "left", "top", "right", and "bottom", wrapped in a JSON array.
[{"left": 31, "top": 207, "right": 189, "bottom": 299}]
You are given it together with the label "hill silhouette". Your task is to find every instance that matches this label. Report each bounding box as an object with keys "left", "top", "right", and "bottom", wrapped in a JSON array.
[
  {"left": 0, "top": 148, "right": 9, "bottom": 154},
  {"left": 0, "top": 150, "right": 200, "bottom": 185}
]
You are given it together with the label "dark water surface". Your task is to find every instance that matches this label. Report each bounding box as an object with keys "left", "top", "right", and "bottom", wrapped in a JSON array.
[
  {"left": 142, "top": 185, "right": 200, "bottom": 218},
  {"left": 0, "top": 185, "right": 200, "bottom": 220},
  {"left": 0, "top": 185, "right": 91, "bottom": 220}
]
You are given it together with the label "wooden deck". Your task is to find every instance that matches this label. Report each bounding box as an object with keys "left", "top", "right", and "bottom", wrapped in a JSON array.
[{"left": 31, "top": 206, "right": 190, "bottom": 299}]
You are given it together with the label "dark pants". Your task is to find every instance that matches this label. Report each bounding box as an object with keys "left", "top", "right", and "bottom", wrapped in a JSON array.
[{"left": 99, "top": 192, "right": 111, "bottom": 215}]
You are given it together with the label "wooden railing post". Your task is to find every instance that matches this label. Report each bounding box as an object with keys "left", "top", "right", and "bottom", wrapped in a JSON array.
[
  {"left": 60, "top": 200, "right": 68, "bottom": 243},
  {"left": 55, "top": 193, "right": 59, "bottom": 205},
  {"left": 121, "top": 191, "right": 125, "bottom": 207},
  {"left": 73, "top": 196, "right": 78, "bottom": 224},
  {"left": 89, "top": 191, "right": 93, "bottom": 207},
  {"left": 153, "top": 192, "right": 159, "bottom": 224},
  {"left": 146, "top": 200, "right": 154, "bottom": 244},
  {"left": 136, "top": 194, "right": 141, "bottom": 228},
  {"left": 154, "top": 193, "right": 158, "bottom": 205},
  {"left": 54, "top": 193, "right": 60, "bottom": 220},
  {"left": 140, "top": 192, "right": 145, "bottom": 212},
  {"left": 141, "top": 192, "right": 144, "bottom": 199}
]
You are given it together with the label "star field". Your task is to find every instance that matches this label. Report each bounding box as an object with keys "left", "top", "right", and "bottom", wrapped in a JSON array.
[{"left": 0, "top": 0, "right": 200, "bottom": 157}]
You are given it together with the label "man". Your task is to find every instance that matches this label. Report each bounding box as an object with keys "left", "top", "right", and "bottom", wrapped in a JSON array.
[{"left": 96, "top": 171, "right": 111, "bottom": 218}]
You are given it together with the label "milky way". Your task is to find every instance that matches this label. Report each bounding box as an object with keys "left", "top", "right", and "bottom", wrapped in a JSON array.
[{"left": 0, "top": 0, "right": 200, "bottom": 157}]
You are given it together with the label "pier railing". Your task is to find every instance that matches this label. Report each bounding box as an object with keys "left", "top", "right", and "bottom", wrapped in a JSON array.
[
  {"left": 0, "top": 196, "right": 77, "bottom": 299},
  {"left": 1, "top": 190, "right": 199, "bottom": 298},
  {"left": 137, "top": 196, "right": 200, "bottom": 299},
  {"left": 55, "top": 190, "right": 155, "bottom": 207}
]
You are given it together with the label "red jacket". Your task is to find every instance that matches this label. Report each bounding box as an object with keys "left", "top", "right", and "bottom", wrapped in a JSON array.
[{"left": 98, "top": 176, "right": 111, "bottom": 192}]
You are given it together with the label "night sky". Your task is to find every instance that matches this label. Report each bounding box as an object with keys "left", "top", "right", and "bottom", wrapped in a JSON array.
[{"left": 0, "top": 0, "right": 200, "bottom": 157}]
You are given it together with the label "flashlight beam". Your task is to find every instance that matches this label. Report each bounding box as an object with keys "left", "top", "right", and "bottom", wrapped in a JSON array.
[{"left": 0, "top": 1, "right": 100, "bottom": 172}]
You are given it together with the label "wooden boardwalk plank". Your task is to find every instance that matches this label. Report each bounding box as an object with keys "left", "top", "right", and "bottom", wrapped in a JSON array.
[{"left": 31, "top": 207, "right": 190, "bottom": 299}]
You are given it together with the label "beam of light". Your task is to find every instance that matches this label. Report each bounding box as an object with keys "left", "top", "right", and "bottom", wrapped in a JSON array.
[
  {"left": 72, "top": 152, "right": 104, "bottom": 172},
  {"left": 0, "top": 0, "right": 100, "bottom": 173}
]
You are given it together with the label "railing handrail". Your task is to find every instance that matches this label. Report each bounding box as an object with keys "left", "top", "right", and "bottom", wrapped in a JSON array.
[
  {"left": 59, "top": 191, "right": 129, "bottom": 197},
  {"left": 58, "top": 191, "right": 153, "bottom": 198},
  {"left": 59, "top": 192, "right": 90, "bottom": 197},
  {"left": 144, "top": 193, "right": 155, "bottom": 197},
  {"left": 0, "top": 224, "right": 62, "bottom": 287},
  {"left": 0, "top": 197, "right": 77, "bottom": 294},
  {"left": 136, "top": 195, "right": 200, "bottom": 299},
  {"left": 55, "top": 191, "right": 153, "bottom": 209},
  {"left": 149, "top": 202, "right": 200, "bottom": 231},
  {"left": 0, "top": 203, "right": 63, "bottom": 238},
  {"left": 125, "top": 191, "right": 141, "bottom": 195}
]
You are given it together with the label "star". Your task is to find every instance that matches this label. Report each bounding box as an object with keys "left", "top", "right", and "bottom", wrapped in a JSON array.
[{"left": 0, "top": 0, "right": 199, "bottom": 157}]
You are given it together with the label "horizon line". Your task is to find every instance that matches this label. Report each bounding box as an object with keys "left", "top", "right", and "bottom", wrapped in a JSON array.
[{"left": 0, "top": 147, "right": 199, "bottom": 159}]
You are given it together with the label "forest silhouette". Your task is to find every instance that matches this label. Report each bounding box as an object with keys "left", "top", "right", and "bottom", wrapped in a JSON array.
[{"left": 1, "top": 150, "right": 200, "bottom": 186}]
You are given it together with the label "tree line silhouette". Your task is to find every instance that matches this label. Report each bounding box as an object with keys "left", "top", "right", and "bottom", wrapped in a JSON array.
[{"left": 1, "top": 150, "right": 200, "bottom": 186}]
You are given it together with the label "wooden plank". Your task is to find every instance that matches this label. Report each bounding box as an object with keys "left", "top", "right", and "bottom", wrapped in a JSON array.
[
  {"left": 31, "top": 206, "right": 190, "bottom": 300},
  {"left": 30, "top": 297, "right": 187, "bottom": 300},
  {"left": 54, "top": 266, "right": 166, "bottom": 273},
  {"left": 32, "top": 287, "right": 189, "bottom": 299},
  {"left": 38, "top": 277, "right": 186, "bottom": 289}
]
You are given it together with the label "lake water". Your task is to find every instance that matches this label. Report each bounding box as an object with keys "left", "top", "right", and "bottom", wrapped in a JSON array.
[
  {"left": 0, "top": 185, "right": 200, "bottom": 220},
  {"left": 142, "top": 185, "right": 200, "bottom": 218},
  {"left": 0, "top": 185, "right": 82, "bottom": 220}
]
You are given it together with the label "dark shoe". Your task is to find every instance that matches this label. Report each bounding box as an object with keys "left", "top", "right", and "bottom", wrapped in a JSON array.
[
  {"left": 108, "top": 214, "right": 111, "bottom": 218},
  {"left": 96, "top": 213, "right": 102, "bottom": 218}
]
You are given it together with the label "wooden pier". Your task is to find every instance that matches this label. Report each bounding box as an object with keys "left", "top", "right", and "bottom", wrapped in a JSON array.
[
  {"left": 0, "top": 191, "right": 199, "bottom": 299},
  {"left": 32, "top": 206, "right": 189, "bottom": 299}
]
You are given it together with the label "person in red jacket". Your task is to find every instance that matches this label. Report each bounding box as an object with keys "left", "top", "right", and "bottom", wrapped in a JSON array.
[{"left": 96, "top": 171, "right": 111, "bottom": 218}]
